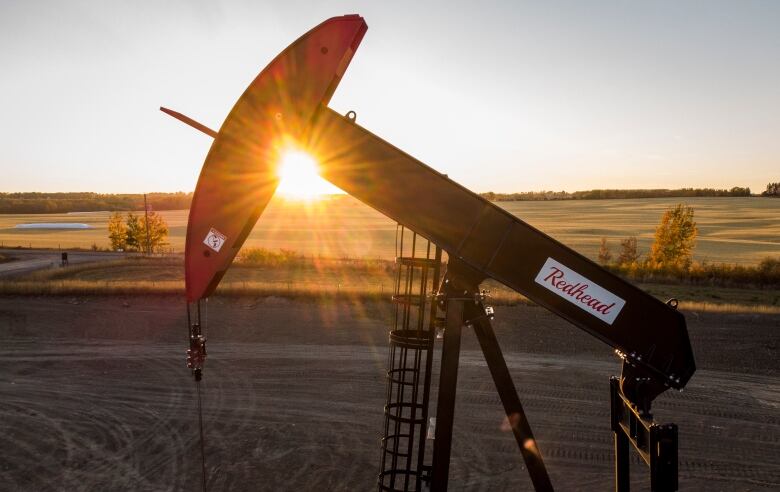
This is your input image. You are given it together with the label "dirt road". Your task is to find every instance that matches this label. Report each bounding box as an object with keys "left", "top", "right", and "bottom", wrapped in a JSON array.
[
  {"left": 0, "top": 249, "right": 129, "bottom": 278},
  {"left": 0, "top": 296, "right": 777, "bottom": 491}
]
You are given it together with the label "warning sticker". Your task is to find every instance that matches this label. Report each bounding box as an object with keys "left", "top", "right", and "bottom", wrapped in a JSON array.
[{"left": 203, "top": 228, "right": 227, "bottom": 252}]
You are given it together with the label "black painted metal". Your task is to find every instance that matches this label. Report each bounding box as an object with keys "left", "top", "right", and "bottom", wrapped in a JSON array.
[
  {"left": 378, "top": 227, "right": 441, "bottom": 492},
  {"left": 610, "top": 376, "right": 678, "bottom": 491},
  {"left": 311, "top": 105, "right": 695, "bottom": 395},
  {"left": 612, "top": 377, "right": 632, "bottom": 492},
  {"left": 466, "top": 301, "right": 554, "bottom": 491},
  {"left": 417, "top": 246, "right": 442, "bottom": 488},
  {"left": 430, "top": 281, "right": 464, "bottom": 492},
  {"left": 311, "top": 104, "right": 691, "bottom": 491}
]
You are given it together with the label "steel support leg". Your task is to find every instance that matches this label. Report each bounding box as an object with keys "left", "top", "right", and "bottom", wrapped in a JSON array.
[
  {"left": 649, "top": 424, "right": 677, "bottom": 492},
  {"left": 614, "top": 429, "right": 630, "bottom": 491},
  {"left": 468, "top": 306, "right": 554, "bottom": 492},
  {"left": 430, "top": 299, "right": 464, "bottom": 492},
  {"left": 611, "top": 376, "right": 631, "bottom": 492}
]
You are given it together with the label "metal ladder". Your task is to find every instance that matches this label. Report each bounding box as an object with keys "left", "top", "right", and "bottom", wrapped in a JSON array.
[{"left": 378, "top": 226, "right": 442, "bottom": 491}]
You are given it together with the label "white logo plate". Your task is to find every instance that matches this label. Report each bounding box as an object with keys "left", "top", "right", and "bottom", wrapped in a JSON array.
[
  {"left": 203, "top": 228, "right": 227, "bottom": 252},
  {"left": 534, "top": 257, "right": 626, "bottom": 325}
]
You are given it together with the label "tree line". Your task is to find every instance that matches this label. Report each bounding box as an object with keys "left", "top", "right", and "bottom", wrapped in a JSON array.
[
  {"left": 0, "top": 192, "right": 192, "bottom": 214},
  {"left": 481, "top": 187, "right": 753, "bottom": 201},
  {"left": 762, "top": 182, "right": 780, "bottom": 197},
  {"left": 1, "top": 182, "right": 774, "bottom": 213}
]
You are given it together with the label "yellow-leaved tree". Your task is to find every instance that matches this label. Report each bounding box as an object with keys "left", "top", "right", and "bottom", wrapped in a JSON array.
[
  {"left": 126, "top": 211, "right": 169, "bottom": 254},
  {"left": 107, "top": 212, "right": 128, "bottom": 251},
  {"left": 108, "top": 212, "right": 169, "bottom": 253},
  {"left": 649, "top": 204, "right": 697, "bottom": 268}
]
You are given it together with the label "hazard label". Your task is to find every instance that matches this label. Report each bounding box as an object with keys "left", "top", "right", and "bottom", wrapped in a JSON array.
[{"left": 203, "top": 228, "right": 227, "bottom": 252}]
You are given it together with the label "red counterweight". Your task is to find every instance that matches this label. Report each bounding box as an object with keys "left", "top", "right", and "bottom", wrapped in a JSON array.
[{"left": 184, "top": 15, "right": 366, "bottom": 302}]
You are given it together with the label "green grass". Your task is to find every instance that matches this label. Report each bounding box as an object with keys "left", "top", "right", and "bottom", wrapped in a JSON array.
[{"left": 1, "top": 196, "right": 778, "bottom": 264}]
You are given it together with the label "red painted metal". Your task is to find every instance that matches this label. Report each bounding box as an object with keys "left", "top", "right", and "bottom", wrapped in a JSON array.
[
  {"left": 160, "top": 107, "right": 217, "bottom": 138},
  {"left": 184, "top": 15, "right": 367, "bottom": 301}
]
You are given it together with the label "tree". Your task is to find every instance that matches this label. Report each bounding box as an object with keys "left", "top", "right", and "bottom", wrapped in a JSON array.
[
  {"left": 143, "top": 211, "right": 170, "bottom": 253},
  {"left": 125, "top": 213, "right": 143, "bottom": 252},
  {"left": 649, "top": 204, "right": 697, "bottom": 268},
  {"left": 729, "top": 186, "right": 750, "bottom": 196},
  {"left": 598, "top": 237, "right": 612, "bottom": 264},
  {"left": 617, "top": 236, "right": 639, "bottom": 265},
  {"left": 762, "top": 182, "right": 779, "bottom": 197},
  {"left": 107, "top": 212, "right": 127, "bottom": 250},
  {"left": 124, "top": 211, "right": 169, "bottom": 253}
]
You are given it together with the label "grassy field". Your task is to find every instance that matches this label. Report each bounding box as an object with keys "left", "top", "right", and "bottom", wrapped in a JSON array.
[
  {"left": 0, "top": 196, "right": 778, "bottom": 264},
  {"left": 4, "top": 256, "right": 778, "bottom": 313}
]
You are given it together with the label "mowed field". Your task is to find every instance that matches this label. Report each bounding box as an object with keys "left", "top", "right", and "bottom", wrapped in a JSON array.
[{"left": 0, "top": 196, "right": 777, "bottom": 264}]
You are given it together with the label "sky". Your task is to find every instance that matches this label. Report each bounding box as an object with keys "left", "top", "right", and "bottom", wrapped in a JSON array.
[{"left": 0, "top": 0, "right": 778, "bottom": 194}]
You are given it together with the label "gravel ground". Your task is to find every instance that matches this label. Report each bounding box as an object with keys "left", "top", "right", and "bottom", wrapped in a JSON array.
[{"left": 0, "top": 295, "right": 777, "bottom": 491}]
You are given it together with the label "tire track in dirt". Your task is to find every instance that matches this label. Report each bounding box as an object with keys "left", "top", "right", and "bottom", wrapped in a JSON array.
[{"left": 1, "top": 297, "right": 778, "bottom": 490}]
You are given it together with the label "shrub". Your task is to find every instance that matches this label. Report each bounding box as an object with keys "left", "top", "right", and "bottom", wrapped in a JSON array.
[
  {"left": 598, "top": 237, "right": 612, "bottom": 265},
  {"left": 236, "top": 247, "right": 304, "bottom": 267},
  {"left": 617, "top": 237, "right": 639, "bottom": 265},
  {"left": 608, "top": 256, "right": 780, "bottom": 288}
]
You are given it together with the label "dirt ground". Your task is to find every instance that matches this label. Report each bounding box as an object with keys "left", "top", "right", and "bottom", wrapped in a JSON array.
[{"left": 0, "top": 295, "right": 777, "bottom": 491}]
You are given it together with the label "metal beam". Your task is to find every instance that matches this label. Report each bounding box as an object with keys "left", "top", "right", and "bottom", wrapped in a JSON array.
[
  {"left": 466, "top": 303, "right": 554, "bottom": 491},
  {"left": 309, "top": 105, "right": 695, "bottom": 393},
  {"left": 430, "top": 288, "right": 464, "bottom": 491}
]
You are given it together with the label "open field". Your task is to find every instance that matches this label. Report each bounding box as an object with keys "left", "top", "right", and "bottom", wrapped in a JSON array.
[
  {"left": 0, "top": 295, "right": 777, "bottom": 490},
  {"left": 2, "top": 256, "right": 778, "bottom": 312},
  {"left": 0, "top": 196, "right": 778, "bottom": 264}
]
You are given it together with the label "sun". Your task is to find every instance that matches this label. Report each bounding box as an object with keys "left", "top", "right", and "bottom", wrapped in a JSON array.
[{"left": 275, "top": 149, "right": 342, "bottom": 200}]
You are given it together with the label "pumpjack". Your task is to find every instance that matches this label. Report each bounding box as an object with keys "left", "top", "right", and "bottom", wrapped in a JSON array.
[{"left": 164, "top": 15, "right": 695, "bottom": 491}]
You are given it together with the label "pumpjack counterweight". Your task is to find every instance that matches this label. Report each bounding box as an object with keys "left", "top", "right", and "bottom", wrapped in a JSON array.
[{"left": 164, "top": 14, "right": 696, "bottom": 491}]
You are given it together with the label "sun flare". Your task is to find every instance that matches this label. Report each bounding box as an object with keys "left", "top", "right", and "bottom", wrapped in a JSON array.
[{"left": 275, "top": 149, "right": 341, "bottom": 200}]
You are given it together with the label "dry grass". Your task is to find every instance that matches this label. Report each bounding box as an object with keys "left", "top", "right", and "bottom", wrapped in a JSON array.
[
  {"left": 2, "top": 276, "right": 777, "bottom": 314},
  {"left": 0, "top": 279, "right": 390, "bottom": 301},
  {"left": 607, "top": 257, "right": 780, "bottom": 288},
  {"left": 3, "top": 253, "right": 778, "bottom": 313},
  {"left": 0, "top": 280, "right": 183, "bottom": 296},
  {"left": 676, "top": 301, "right": 780, "bottom": 315},
  {"left": 1, "top": 196, "right": 778, "bottom": 264},
  {"left": 22, "top": 257, "right": 180, "bottom": 282}
]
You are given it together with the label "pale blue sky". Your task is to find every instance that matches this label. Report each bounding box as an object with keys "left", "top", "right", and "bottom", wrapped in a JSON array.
[{"left": 1, "top": 1, "right": 778, "bottom": 193}]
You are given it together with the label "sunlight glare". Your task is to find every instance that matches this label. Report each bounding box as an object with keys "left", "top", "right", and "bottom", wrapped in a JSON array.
[{"left": 275, "top": 149, "right": 341, "bottom": 200}]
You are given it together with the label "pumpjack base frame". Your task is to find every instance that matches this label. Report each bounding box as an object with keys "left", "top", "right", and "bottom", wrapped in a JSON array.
[{"left": 610, "top": 377, "right": 678, "bottom": 492}]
